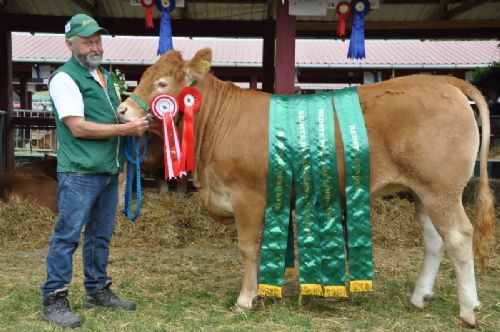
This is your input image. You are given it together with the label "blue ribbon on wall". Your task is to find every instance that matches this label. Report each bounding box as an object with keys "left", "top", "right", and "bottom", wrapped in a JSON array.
[
  {"left": 155, "top": 0, "right": 176, "bottom": 55},
  {"left": 347, "top": 0, "right": 370, "bottom": 59}
]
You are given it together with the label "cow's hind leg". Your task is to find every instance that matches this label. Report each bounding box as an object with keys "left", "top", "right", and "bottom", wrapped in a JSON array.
[
  {"left": 411, "top": 196, "right": 444, "bottom": 309},
  {"left": 424, "top": 199, "right": 480, "bottom": 326},
  {"left": 232, "top": 190, "right": 266, "bottom": 311}
]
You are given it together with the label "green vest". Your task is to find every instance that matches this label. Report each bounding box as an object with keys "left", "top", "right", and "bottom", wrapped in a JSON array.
[{"left": 50, "top": 56, "right": 124, "bottom": 175}]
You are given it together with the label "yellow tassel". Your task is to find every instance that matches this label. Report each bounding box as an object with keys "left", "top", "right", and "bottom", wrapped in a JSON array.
[
  {"left": 300, "top": 284, "right": 323, "bottom": 297},
  {"left": 349, "top": 280, "right": 373, "bottom": 293},
  {"left": 324, "top": 285, "right": 348, "bottom": 298},
  {"left": 258, "top": 284, "right": 282, "bottom": 298}
]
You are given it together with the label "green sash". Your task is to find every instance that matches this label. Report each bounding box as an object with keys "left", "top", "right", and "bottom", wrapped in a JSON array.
[
  {"left": 258, "top": 96, "right": 294, "bottom": 297},
  {"left": 258, "top": 88, "right": 372, "bottom": 298},
  {"left": 333, "top": 88, "right": 373, "bottom": 291}
]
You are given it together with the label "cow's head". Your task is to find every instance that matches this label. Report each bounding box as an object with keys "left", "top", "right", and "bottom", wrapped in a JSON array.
[{"left": 117, "top": 48, "right": 212, "bottom": 122}]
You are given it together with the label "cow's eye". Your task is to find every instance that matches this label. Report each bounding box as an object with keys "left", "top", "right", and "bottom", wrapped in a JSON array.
[{"left": 158, "top": 81, "right": 168, "bottom": 88}]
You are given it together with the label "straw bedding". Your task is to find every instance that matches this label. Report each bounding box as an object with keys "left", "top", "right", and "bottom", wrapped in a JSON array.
[{"left": 0, "top": 189, "right": 496, "bottom": 254}]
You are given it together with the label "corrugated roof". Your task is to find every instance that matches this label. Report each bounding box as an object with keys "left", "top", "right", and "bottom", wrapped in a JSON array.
[{"left": 12, "top": 32, "right": 499, "bottom": 68}]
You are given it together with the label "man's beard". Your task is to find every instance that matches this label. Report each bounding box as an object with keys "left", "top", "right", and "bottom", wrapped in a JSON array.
[{"left": 74, "top": 50, "right": 103, "bottom": 69}]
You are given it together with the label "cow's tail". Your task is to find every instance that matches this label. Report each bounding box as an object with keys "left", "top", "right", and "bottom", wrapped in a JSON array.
[{"left": 445, "top": 76, "right": 496, "bottom": 269}]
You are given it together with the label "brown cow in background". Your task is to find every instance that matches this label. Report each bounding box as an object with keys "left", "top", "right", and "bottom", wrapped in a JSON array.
[
  {"left": 0, "top": 157, "right": 58, "bottom": 213},
  {"left": 117, "top": 48, "right": 495, "bottom": 327}
]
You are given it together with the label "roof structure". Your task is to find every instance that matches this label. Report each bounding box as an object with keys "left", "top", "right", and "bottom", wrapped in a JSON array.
[
  {"left": 4, "top": 0, "right": 500, "bottom": 39},
  {"left": 12, "top": 33, "right": 500, "bottom": 69}
]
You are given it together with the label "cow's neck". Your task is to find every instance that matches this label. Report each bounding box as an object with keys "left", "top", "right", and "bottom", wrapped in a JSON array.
[{"left": 192, "top": 74, "right": 244, "bottom": 179}]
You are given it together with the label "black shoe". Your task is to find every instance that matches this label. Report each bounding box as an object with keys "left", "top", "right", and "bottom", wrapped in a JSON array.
[
  {"left": 84, "top": 283, "right": 136, "bottom": 310},
  {"left": 40, "top": 289, "right": 82, "bottom": 328}
]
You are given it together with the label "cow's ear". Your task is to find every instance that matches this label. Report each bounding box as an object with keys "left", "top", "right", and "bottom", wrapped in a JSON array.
[{"left": 185, "top": 48, "right": 212, "bottom": 85}]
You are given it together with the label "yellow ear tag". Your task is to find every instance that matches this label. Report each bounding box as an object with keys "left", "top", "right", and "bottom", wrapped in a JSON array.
[{"left": 201, "top": 59, "right": 211, "bottom": 72}]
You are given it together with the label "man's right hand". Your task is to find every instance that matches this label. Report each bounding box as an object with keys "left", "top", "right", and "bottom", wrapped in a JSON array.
[{"left": 123, "top": 118, "right": 149, "bottom": 137}]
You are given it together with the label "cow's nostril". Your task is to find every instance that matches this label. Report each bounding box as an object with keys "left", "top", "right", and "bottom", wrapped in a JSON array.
[{"left": 119, "top": 107, "right": 128, "bottom": 115}]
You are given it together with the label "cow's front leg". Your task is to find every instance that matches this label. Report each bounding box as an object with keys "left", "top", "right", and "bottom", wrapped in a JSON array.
[{"left": 232, "top": 190, "right": 266, "bottom": 311}]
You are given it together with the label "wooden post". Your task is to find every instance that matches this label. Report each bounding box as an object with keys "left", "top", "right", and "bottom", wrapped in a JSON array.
[
  {"left": 250, "top": 75, "right": 258, "bottom": 90},
  {"left": 0, "top": 8, "right": 13, "bottom": 171},
  {"left": 262, "top": 19, "right": 275, "bottom": 93},
  {"left": 275, "top": 0, "right": 296, "bottom": 95}
]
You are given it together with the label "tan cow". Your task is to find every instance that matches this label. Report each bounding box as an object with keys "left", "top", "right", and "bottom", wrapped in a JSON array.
[
  {"left": 117, "top": 49, "right": 495, "bottom": 327},
  {"left": 0, "top": 158, "right": 58, "bottom": 212}
]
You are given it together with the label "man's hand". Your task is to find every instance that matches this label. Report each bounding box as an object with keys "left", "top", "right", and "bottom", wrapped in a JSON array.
[
  {"left": 62, "top": 116, "right": 150, "bottom": 139},
  {"left": 123, "top": 118, "right": 150, "bottom": 137}
]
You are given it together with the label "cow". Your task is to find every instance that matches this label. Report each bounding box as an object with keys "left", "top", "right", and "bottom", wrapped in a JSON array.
[
  {"left": 116, "top": 48, "right": 495, "bottom": 327},
  {"left": 0, "top": 157, "right": 58, "bottom": 213}
]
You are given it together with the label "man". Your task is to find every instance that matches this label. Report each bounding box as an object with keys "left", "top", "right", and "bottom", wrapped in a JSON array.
[{"left": 40, "top": 14, "right": 149, "bottom": 328}]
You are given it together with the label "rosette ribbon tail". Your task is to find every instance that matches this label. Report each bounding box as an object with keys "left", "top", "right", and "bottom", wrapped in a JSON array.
[
  {"left": 347, "top": 0, "right": 370, "bottom": 59},
  {"left": 180, "top": 107, "right": 195, "bottom": 173},
  {"left": 144, "top": 6, "right": 154, "bottom": 28},
  {"left": 177, "top": 86, "right": 202, "bottom": 175},
  {"left": 156, "top": 0, "right": 175, "bottom": 55},
  {"left": 162, "top": 112, "right": 181, "bottom": 180}
]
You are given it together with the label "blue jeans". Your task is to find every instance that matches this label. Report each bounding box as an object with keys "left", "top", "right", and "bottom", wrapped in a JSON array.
[{"left": 41, "top": 172, "right": 119, "bottom": 299}]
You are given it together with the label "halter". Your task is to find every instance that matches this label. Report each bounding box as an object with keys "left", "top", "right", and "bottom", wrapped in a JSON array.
[{"left": 129, "top": 93, "right": 151, "bottom": 113}]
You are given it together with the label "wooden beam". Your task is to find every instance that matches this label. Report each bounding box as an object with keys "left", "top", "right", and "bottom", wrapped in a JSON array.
[
  {"left": 444, "top": 0, "right": 489, "bottom": 20},
  {"left": 187, "top": 0, "right": 268, "bottom": 3},
  {"left": 262, "top": 19, "right": 275, "bottom": 93},
  {"left": 0, "top": 8, "right": 13, "bottom": 171},
  {"left": 68, "top": 0, "right": 98, "bottom": 18},
  {"left": 274, "top": 0, "right": 295, "bottom": 95},
  {"left": 8, "top": 14, "right": 500, "bottom": 39},
  {"left": 382, "top": 0, "right": 497, "bottom": 3},
  {"left": 436, "top": 0, "right": 449, "bottom": 20},
  {"left": 11, "top": 117, "right": 55, "bottom": 129},
  {"left": 8, "top": 15, "right": 267, "bottom": 38},
  {"left": 296, "top": 19, "right": 500, "bottom": 38}
]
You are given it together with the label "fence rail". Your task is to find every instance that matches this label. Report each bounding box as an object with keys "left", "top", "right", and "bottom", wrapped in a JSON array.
[{"left": 13, "top": 109, "right": 57, "bottom": 155}]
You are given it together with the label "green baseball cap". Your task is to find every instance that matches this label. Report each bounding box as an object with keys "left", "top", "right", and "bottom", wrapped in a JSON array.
[{"left": 65, "top": 13, "right": 108, "bottom": 38}]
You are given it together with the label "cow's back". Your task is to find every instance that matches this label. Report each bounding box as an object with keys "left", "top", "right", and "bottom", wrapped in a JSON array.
[{"left": 356, "top": 75, "right": 479, "bottom": 198}]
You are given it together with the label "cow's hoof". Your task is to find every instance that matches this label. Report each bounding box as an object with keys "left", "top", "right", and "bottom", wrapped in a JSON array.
[
  {"left": 233, "top": 305, "right": 250, "bottom": 314},
  {"left": 459, "top": 317, "right": 476, "bottom": 329},
  {"left": 235, "top": 295, "right": 257, "bottom": 312},
  {"left": 410, "top": 292, "right": 433, "bottom": 309}
]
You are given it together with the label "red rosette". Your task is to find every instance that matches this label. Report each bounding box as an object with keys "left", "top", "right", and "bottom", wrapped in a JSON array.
[
  {"left": 149, "top": 93, "right": 178, "bottom": 121},
  {"left": 336, "top": 1, "right": 352, "bottom": 37},
  {"left": 140, "top": 0, "right": 155, "bottom": 29},
  {"left": 177, "top": 86, "right": 202, "bottom": 174},
  {"left": 177, "top": 86, "right": 202, "bottom": 113},
  {"left": 150, "top": 93, "right": 181, "bottom": 179}
]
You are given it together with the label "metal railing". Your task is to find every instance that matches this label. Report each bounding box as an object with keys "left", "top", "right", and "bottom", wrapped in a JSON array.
[{"left": 13, "top": 109, "right": 57, "bottom": 156}]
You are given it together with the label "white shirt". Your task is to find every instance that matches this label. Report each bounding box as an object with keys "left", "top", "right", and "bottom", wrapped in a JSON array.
[{"left": 49, "top": 69, "right": 106, "bottom": 120}]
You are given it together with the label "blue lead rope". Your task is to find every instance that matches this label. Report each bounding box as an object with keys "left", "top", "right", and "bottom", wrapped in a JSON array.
[{"left": 123, "top": 135, "right": 148, "bottom": 221}]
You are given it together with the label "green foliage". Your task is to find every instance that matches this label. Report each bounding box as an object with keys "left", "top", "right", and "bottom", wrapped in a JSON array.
[
  {"left": 110, "top": 68, "right": 127, "bottom": 100},
  {"left": 470, "top": 62, "right": 500, "bottom": 100}
]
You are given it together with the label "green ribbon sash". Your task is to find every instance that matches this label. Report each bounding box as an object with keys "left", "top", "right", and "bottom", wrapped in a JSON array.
[
  {"left": 333, "top": 88, "right": 373, "bottom": 292},
  {"left": 258, "top": 95, "right": 294, "bottom": 297},
  {"left": 258, "top": 88, "right": 372, "bottom": 298}
]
